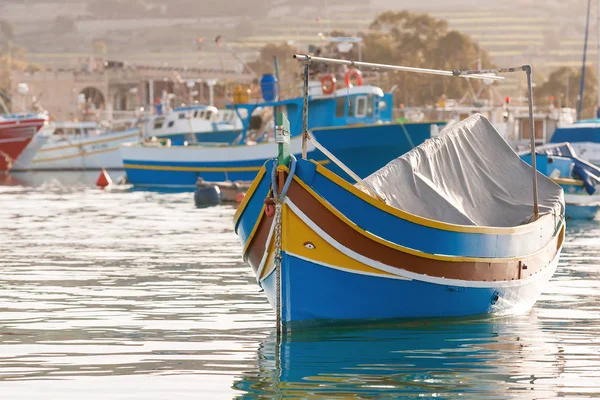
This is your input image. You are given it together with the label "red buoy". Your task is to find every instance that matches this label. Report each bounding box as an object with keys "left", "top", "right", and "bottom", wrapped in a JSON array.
[{"left": 96, "top": 167, "right": 112, "bottom": 188}]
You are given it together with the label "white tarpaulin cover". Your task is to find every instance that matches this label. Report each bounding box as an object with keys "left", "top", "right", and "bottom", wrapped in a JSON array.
[{"left": 364, "top": 114, "right": 564, "bottom": 227}]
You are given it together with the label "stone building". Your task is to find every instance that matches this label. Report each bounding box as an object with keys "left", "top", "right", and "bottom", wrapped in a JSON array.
[{"left": 11, "top": 61, "right": 254, "bottom": 121}]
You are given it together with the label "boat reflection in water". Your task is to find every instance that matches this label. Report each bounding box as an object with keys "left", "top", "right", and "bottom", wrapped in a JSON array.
[{"left": 233, "top": 314, "right": 565, "bottom": 399}]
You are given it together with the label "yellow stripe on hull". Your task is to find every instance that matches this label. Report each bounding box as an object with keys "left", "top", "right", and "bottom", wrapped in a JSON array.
[
  {"left": 33, "top": 146, "right": 118, "bottom": 163},
  {"left": 260, "top": 204, "right": 398, "bottom": 281},
  {"left": 39, "top": 132, "right": 139, "bottom": 152},
  {"left": 553, "top": 177, "right": 584, "bottom": 186}
]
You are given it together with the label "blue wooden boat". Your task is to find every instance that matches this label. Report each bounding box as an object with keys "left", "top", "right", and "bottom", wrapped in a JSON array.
[
  {"left": 550, "top": 120, "right": 600, "bottom": 166},
  {"left": 521, "top": 142, "right": 600, "bottom": 220},
  {"left": 234, "top": 113, "right": 565, "bottom": 328},
  {"left": 120, "top": 84, "right": 442, "bottom": 188}
]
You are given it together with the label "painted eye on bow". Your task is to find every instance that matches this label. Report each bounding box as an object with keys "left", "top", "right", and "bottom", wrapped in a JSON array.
[{"left": 304, "top": 242, "right": 316, "bottom": 250}]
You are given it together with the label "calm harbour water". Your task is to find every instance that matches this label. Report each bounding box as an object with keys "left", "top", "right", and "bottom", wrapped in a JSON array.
[{"left": 1, "top": 172, "right": 599, "bottom": 399}]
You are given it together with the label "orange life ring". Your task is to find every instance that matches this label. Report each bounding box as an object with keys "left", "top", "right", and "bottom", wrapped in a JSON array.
[
  {"left": 344, "top": 68, "right": 363, "bottom": 87},
  {"left": 321, "top": 75, "right": 336, "bottom": 95}
]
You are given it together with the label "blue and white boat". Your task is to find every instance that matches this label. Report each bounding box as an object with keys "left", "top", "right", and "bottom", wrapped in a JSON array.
[
  {"left": 120, "top": 83, "right": 441, "bottom": 188},
  {"left": 235, "top": 113, "right": 565, "bottom": 328},
  {"left": 550, "top": 120, "right": 600, "bottom": 166},
  {"left": 146, "top": 104, "right": 242, "bottom": 145},
  {"left": 521, "top": 142, "right": 600, "bottom": 219}
]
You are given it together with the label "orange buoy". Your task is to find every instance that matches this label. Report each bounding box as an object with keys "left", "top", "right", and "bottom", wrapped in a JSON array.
[
  {"left": 235, "top": 192, "right": 245, "bottom": 203},
  {"left": 96, "top": 167, "right": 112, "bottom": 188}
]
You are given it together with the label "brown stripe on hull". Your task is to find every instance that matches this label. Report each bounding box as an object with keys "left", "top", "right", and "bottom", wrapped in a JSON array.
[
  {"left": 286, "top": 180, "right": 563, "bottom": 282},
  {"left": 244, "top": 211, "right": 273, "bottom": 274}
]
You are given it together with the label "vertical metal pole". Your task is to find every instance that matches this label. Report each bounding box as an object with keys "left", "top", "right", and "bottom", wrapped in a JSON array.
[
  {"left": 525, "top": 65, "right": 539, "bottom": 220},
  {"left": 302, "top": 60, "right": 310, "bottom": 159}
]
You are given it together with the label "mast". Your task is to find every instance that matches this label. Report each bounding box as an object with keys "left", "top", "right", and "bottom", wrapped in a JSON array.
[
  {"left": 597, "top": 0, "right": 600, "bottom": 117},
  {"left": 578, "top": 0, "right": 592, "bottom": 120}
]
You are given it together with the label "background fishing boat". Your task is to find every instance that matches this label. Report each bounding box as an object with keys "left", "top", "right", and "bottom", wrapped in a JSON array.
[
  {"left": 10, "top": 120, "right": 140, "bottom": 171},
  {"left": 0, "top": 113, "right": 48, "bottom": 171},
  {"left": 9, "top": 104, "right": 241, "bottom": 171},
  {"left": 120, "top": 82, "right": 442, "bottom": 188},
  {"left": 521, "top": 142, "right": 600, "bottom": 219}
]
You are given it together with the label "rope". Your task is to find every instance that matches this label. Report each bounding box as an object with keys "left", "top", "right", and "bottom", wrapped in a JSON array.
[
  {"left": 270, "top": 154, "right": 297, "bottom": 335},
  {"left": 398, "top": 120, "right": 415, "bottom": 149}
]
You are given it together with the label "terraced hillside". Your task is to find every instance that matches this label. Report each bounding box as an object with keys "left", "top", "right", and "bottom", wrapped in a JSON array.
[{"left": 2, "top": 0, "right": 595, "bottom": 97}]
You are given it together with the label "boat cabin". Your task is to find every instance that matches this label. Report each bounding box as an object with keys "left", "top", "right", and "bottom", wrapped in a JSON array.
[{"left": 229, "top": 84, "right": 393, "bottom": 143}]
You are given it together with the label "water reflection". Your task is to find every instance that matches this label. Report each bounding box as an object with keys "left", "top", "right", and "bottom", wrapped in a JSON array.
[{"left": 234, "top": 313, "right": 576, "bottom": 399}]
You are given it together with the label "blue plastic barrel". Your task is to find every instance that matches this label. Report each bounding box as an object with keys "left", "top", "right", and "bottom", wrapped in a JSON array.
[{"left": 260, "top": 74, "right": 278, "bottom": 101}]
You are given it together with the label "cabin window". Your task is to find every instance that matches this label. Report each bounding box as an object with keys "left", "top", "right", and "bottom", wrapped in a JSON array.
[
  {"left": 205, "top": 110, "right": 212, "bottom": 120},
  {"left": 199, "top": 111, "right": 205, "bottom": 119},
  {"left": 367, "top": 95, "right": 374, "bottom": 116},
  {"left": 179, "top": 113, "right": 185, "bottom": 119},
  {"left": 154, "top": 121, "right": 163, "bottom": 129},
  {"left": 168, "top": 121, "right": 175, "bottom": 128},
  {"left": 355, "top": 96, "right": 367, "bottom": 117},
  {"left": 193, "top": 111, "right": 198, "bottom": 118},
  {"left": 335, "top": 97, "right": 346, "bottom": 117}
]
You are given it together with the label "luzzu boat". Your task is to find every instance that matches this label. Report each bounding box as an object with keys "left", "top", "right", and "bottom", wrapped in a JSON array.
[
  {"left": 234, "top": 113, "right": 565, "bottom": 328},
  {"left": 120, "top": 83, "right": 441, "bottom": 189},
  {"left": 521, "top": 142, "right": 600, "bottom": 219}
]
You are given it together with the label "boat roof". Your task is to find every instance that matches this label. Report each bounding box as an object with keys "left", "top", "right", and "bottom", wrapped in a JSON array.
[
  {"left": 0, "top": 112, "right": 48, "bottom": 121},
  {"left": 311, "top": 85, "right": 385, "bottom": 100},
  {"left": 51, "top": 121, "right": 98, "bottom": 129},
  {"left": 173, "top": 104, "right": 218, "bottom": 112}
]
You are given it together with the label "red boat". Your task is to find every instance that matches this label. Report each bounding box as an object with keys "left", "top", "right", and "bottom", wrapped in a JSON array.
[{"left": 0, "top": 113, "right": 47, "bottom": 171}]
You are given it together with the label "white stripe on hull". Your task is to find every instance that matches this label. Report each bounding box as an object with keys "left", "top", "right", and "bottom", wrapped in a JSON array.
[{"left": 120, "top": 135, "right": 315, "bottom": 163}]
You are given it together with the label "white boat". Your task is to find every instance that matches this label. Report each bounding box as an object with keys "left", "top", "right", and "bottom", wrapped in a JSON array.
[
  {"left": 11, "top": 121, "right": 141, "bottom": 170},
  {"left": 11, "top": 104, "right": 242, "bottom": 171}
]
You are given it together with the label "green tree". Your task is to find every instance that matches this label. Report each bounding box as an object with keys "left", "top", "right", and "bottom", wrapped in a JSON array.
[
  {"left": 247, "top": 42, "right": 300, "bottom": 97},
  {"left": 534, "top": 66, "right": 597, "bottom": 119},
  {"left": 251, "top": 10, "right": 496, "bottom": 107}
]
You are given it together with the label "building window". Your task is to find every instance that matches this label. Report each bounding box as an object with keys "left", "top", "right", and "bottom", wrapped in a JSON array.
[{"left": 335, "top": 97, "right": 346, "bottom": 117}]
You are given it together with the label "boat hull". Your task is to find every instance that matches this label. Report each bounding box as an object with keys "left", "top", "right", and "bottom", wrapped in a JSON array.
[
  {"left": 565, "top": 203, "right": 600, "bottom": 219},
  {"left": 562, "top": 188, "right": 600, "bottom": 220},
  {"left": 0, "top": 118, "right": 46, "bottom": 171},
  {"left": 260, "top": 249, "right": 560, "bottom": 324},
  {"left": 122, "top": 122, "right": 438, "bottom": 188},
  {"left": 16, "top": 128, "right": 141, "bottom": 170}
]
